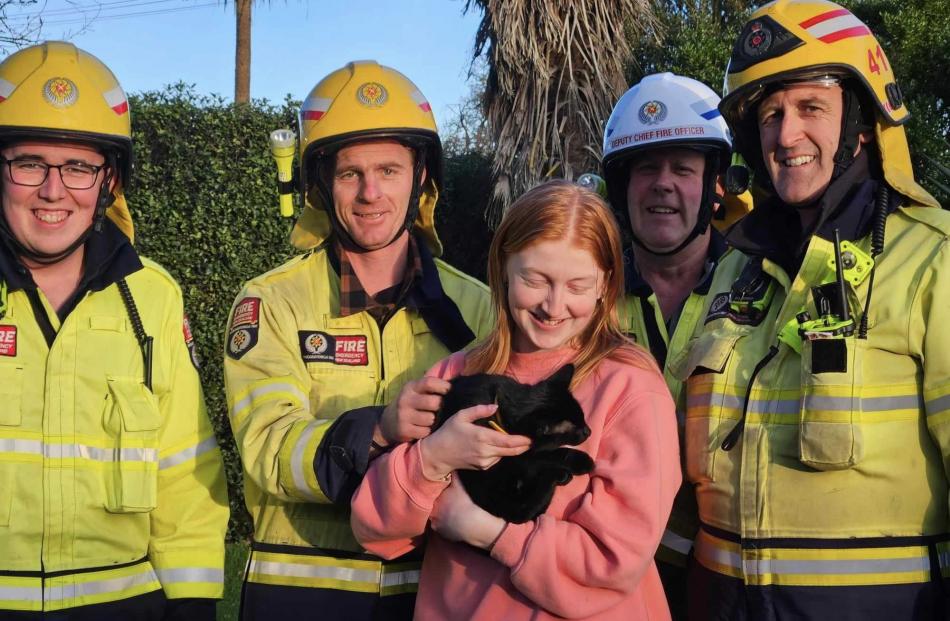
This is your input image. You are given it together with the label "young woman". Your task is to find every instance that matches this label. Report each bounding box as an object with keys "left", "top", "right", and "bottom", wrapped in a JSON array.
[{"left": 351, "top": 180, "right": 680, "bottom": 620}]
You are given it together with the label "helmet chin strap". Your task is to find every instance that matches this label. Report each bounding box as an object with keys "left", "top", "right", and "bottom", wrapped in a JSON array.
[
  {"left": 0, "top": 159, "right": 116, "bottom": 266},
  {"left": 831, "top": 87, "right": 871, "bottom": 182},
  {"left": 631, "top": 151, "right": 720, "bottom": 257},
  {"left": 318, "top": 147, "right": 427, "bottom": 254}
]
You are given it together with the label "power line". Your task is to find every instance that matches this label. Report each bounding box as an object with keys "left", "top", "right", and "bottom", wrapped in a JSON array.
[{"left": 2, "top": 1, "right": 225, "bottom": 24}]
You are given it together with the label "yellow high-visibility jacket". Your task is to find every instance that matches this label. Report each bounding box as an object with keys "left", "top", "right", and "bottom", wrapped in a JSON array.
[
  {"left": 671, "top": 202, "right": 950, "bottom": 618},
  {"left": 619, "top": 231, "right": 728, "bottom": 571},
  {"left": 224, "top": 240, "right": 492, "bottom": 600},
  {"left": 0, "top": 235, "right": 228, "bottom": 613}
]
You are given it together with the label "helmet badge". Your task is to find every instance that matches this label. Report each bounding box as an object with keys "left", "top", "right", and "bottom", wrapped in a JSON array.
[
  {"left": 742, "top": 21, "right": 774, "bottom": 57},
  {"left": 43, "top": 77, "right": 79, "bottom": 108},
  {"left": 356, "top": 82, "right": 388, "bottom": 108},
  {"left": 638, "top": 100, "right": 668, "bottom": 125}
]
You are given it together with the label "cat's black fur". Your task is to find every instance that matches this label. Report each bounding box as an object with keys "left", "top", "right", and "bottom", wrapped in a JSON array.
[{"left": 434, "top": 364, "right": 594, "bottom": 523}]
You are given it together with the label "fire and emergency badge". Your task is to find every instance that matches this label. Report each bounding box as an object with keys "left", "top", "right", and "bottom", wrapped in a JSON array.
[
  {"left": 356, "top": 82, "right": 388, "bottom": 108},
  {"left": 43, "top": 77, "right": 79, "bottom": 108},
  {"left": 227, "top": 297, "right": 261, "bottom": 360},
  {"left": 183, "top": 314, "right": 200, "bottom": 369},
  {"left": 298, "top": 331, "right": 368, "bottom": 366},
  {"left": 0, "top": 325, "right": 16, "bottom": 356},
  {"left": 638, "top": 100, "right": 667, "bottom": 125}
]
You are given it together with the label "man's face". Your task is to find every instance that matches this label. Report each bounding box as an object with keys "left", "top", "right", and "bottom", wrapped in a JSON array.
[
  {"left": 331, "top": 139, "right": 421, "bottom": 251},
  {"left": 625, "top": 147, "right": 707, "bottom": 253},
  {"left": 757, "top": 84, "right": 844, "bottom": 206},
  {"left": 1, "top": 141, "right": 108, "bottom": 260}
]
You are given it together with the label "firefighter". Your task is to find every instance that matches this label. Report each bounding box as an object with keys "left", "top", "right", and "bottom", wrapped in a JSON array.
[
  {"left": 0, "top": 42, "right": 228, "bottom": 619},
  {"left": 601, "top": 72, "right": 745, "bottom": 620},
  {"left": 670, "top": 1, "right": 950, "bottom": 618},
  {"left": 223, "top": 61, "right": 493, "bottom": 620}
]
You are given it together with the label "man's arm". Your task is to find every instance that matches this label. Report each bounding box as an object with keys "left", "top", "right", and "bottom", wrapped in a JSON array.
[{"left": 149, "top": 288, "right": 228, "bottom": 617}]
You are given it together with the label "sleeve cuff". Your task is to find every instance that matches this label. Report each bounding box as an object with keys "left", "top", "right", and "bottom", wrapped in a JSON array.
[
  {"left": 489, "top": 520, "right": 537, "bottom": 569},
  {"left": 395, "top": 441, "right": 451, "bottom": 510},
  {"left": 314, "top": 405, "right": 383, "bottom": 504}
]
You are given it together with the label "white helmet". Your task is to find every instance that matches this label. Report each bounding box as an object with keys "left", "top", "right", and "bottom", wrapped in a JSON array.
[{"left": 602, "top": 72, "right": 733, "bottom": 255}]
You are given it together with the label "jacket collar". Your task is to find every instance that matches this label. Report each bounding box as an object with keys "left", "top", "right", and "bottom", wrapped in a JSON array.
[
  {"left": 326, "top": 233, "right": 476, "bottom": 352},
  {"left": 726, "top": 151, "right": 891, "bottom": 276},
  {"left": 624, "top": 226, "right": 728, "bottom": 297},
  {"left": 0, "top": 219, "right": 142, "bottom": 318}
]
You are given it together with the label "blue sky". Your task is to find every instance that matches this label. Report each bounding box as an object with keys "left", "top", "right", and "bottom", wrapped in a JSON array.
[{"left": 16, "top": 0, "right": 483, "bottom": 127}]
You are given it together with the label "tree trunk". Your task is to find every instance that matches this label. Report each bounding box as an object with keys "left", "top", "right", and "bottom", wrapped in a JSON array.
[{"left": 234, "top": 0, "right": 252, "bottom": 103}]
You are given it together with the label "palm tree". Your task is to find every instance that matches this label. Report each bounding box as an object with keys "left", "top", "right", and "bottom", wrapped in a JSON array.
[
  {"left": 466, "top": 0, "right": 658, "bottom": 222},
  {"left": 234, "top": 0, "right": 252, "bottom": 103}
]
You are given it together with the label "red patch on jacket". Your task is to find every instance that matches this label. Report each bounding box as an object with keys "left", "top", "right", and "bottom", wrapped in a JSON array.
[{"left": 0, "top": 326, "right": 16, "bottom": 357}]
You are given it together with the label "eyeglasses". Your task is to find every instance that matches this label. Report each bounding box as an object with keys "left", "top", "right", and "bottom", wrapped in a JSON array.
[{"left": 1, "top": 157, "right": 105, "bottom": 190}]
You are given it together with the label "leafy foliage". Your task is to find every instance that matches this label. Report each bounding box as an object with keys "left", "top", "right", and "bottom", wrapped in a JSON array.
[{"left": 129, "top": 85, "right": 298, "bottom": 540}]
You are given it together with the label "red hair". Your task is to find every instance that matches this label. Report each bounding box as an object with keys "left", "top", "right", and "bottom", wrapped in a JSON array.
[{"left": 465, "top": 179, "right": 654, "bottom": 386}]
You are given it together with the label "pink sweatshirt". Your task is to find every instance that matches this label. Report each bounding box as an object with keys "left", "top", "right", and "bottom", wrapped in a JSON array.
[{"left": 351, "top": 347, "right": 681, "bottom": 620}]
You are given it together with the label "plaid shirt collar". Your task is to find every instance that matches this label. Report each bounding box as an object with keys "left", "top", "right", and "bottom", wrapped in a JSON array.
[{"left": 334, "top": 234, "right": 423, "bottom": 320}]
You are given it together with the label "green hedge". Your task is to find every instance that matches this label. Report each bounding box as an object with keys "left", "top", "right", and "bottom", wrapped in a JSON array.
[{"left": 126, "top": 85, "right": 493, "bottom": 540}]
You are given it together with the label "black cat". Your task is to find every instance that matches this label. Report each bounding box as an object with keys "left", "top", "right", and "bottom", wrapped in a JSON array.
[{"left": 435, "top": 364, "right": 594, "bottom": 523}]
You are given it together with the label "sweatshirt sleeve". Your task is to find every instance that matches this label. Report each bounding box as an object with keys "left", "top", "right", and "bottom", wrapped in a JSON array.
[
  {"left": 350, "top": 353, "right": 464, "bottom": 557},
  {"left": 490, "top": 380, "right": 681, "bottom": 618}
]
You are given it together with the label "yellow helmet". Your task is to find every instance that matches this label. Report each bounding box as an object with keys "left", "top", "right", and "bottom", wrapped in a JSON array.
[
  {"left": 0, "top": 41, "right": 135, "bottom": 240},
  {"left": 720, "top": 0, "right": 938, "bottom": 209},
  {"left": 290, "top": 60, "right": 445, "bottom": 254}
]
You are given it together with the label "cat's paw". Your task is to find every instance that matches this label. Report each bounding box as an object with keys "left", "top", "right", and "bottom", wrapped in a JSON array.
[{"left": 564, "top": 449, "right": 594, "bottom": 474}]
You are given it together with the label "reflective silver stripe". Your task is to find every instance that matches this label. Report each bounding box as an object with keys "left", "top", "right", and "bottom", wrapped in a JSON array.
[
  {"left": 44, "top": 567, "right": 159, "bottom": 601},
  {"left": 43, "top": 444, "right": 157, "bottom": 463},
  {"left": 159, "top": 437, "right": 219, "bottom": 470},
  {"left": 0, "top": 440, "right": 155, "bottom": 463},
  {"left": 743, "top": 556, "right": 930, "bottom": 576},
  {"left": 0, "top": 585, "right": 42, "bottom": 602},
  {"left": 0, "top": 438, "right": 42, "bottom": 455},
  {"left": 747, "top": 398, "right": 799, "bottom": 415},
  {"left": 803, "top": 395, "right": 922, "bottom": 412},
  {"left": 231, "top": 383, "right": 310, "bottom": 419},
  {"left": 687, "top": 394, "right": 799, "bottom": 415},
  {"left": 927, "top": 394, "right": 950, "bottom": 417},
  {"left": 155, "top": 567, "right": 224, "bottom": 585},
  {"left": 290, "top": 423, "right": 321, "bottom": 501},
  {"left": 381, "top": 569, "right": 420, "bottom": 588},
  {"left": 696, "top": 540, "right": 741, "bottom": 570},
  {"left": 659, "top": 529, "right": 693, "bottom": 555},
  {"left": 248, "top": 559, "right": 378, "bottom": 583}
]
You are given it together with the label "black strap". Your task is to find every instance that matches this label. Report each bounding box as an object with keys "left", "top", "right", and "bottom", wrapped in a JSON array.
[
  {"left": 638, "top": 295, "right": 668, "bottom": 369},
  {"left": 24, "top": 288, "right": 56, "bottom": 348}
]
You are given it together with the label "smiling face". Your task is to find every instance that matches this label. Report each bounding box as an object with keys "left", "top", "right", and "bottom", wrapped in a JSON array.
[
  {"left": 625, "top": 147, "right": 707, "bottom": 252},
  {"left": 757, "top": 84, "right": 845, "bottom": 206},
  {"left": 1, "top": 141, "right": 108, "bottom": 261},
  {"left": 331, "top": 139, "right": 422, "bottom": 251},
  {"left": 506, "top": 237, "right": 605, "bottom": 353}
]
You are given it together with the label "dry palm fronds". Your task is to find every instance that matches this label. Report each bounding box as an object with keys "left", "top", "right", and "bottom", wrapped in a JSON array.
[{"left": 467, "top": 0, "right": 658, "bottom": 224}]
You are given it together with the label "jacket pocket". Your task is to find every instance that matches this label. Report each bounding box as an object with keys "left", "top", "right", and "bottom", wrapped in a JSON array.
[
  {"left": 798, "top": 337, "right": 864, "bottom": 471},
  {"left": 0, "top": 364, "right": 22, "bottom": 426},
  {"left": 101, "top": 376, "right": 162, "bottom": 512},
  {"left": 672, "top": 329, "right": 743, "bottom": 484}
]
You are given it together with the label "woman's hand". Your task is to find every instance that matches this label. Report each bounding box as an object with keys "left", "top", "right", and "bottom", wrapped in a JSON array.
[
  {"left": 419, "top": 404, "right": 531, "bottom": 480},
  {"left": 431, "top": 477, "right": 507, "bottom": 550},
  {"left": 375, "top": 377, "right": 452, "bottom": 446}
]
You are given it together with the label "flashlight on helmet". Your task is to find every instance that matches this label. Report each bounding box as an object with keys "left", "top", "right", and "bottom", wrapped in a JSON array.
[{"left": 269, "top": 128, "right": 297, "bottom": 218}]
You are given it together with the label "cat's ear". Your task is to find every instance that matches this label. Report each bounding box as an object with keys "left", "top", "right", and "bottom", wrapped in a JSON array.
[{"left": 550, "top": 363, "right": 575, "bottom": 385}]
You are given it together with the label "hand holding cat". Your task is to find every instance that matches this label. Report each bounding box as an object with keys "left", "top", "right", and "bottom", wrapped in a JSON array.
[
  {"left": 419, "top": 404, "right": 532, "bottom": 480},
  {"left": 376, "top": 377, "right": 452, "bottom": 446},
  {"left": 430, "top": 477, "right": 507, "bottom": 550}
]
